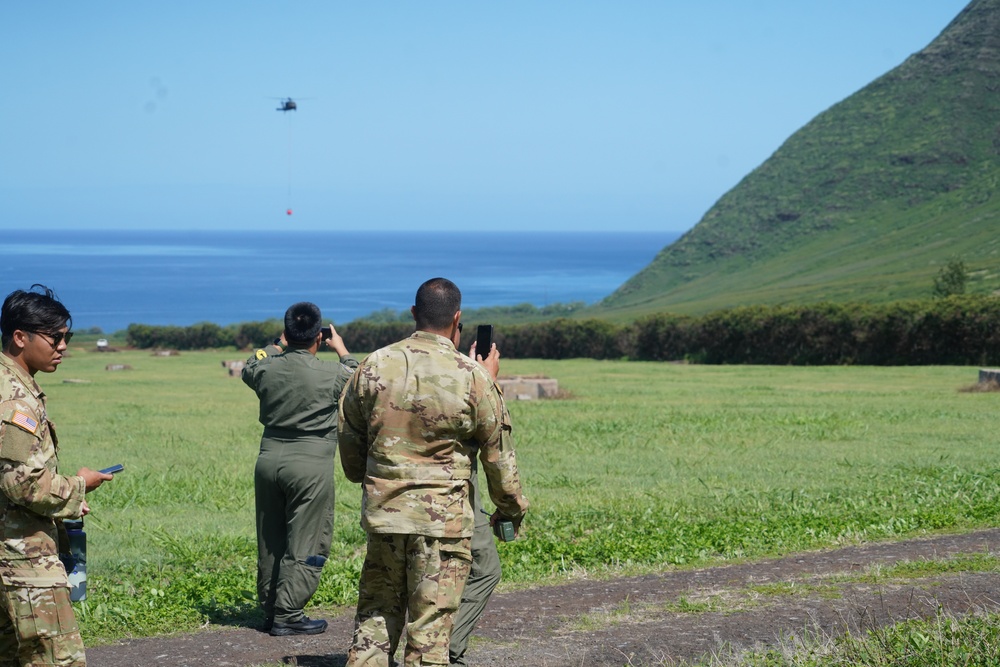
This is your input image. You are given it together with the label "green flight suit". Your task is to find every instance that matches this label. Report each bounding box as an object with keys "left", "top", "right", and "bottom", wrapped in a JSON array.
[
  {"left": 243, "top": 345, "right": 357, "bottom": 625},
  {"left": 448, "top": 464, "right": 501, "bottom": 667}
]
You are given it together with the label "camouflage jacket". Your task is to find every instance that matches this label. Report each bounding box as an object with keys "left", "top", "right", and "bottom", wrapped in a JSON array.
[
  {"left": 0, "top": 353, "right": 86, "bottom": 588},
  {"left": 242, "top": 345, "right": 358, "bottom": 438},
  {"left": 338, "top": 331, "right": 529, "bottom": 538}
]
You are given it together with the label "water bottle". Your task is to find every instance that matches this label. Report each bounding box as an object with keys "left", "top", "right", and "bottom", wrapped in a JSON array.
[{"left": 63, "top": 519, "right": 87, "bottom": 602}]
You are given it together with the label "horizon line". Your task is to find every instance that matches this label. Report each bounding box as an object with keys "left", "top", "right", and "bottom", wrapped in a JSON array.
[{"left": 21, "top": 226, "right": 685, "bottom": 234}]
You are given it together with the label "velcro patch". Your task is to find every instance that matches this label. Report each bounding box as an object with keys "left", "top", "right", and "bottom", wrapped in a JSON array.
[
  {"left": 11, "top": 411, "right": 38, "bottom": 434},
  {"left": 0, "top": 419, "right": 40, "bottom": 463}
]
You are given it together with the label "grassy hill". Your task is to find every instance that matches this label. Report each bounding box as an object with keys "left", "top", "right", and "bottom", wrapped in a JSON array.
[{"left": 594, "top": 0, "right": 1000, "bottom": 319}]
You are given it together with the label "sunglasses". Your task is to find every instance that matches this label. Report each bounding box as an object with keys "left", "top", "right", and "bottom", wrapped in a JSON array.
[
  {"left": 31, "top": 330, "right": 74, "bottom": 347},
  {"left": 458, "top": 322, "right": 463, "bottom": 333}
]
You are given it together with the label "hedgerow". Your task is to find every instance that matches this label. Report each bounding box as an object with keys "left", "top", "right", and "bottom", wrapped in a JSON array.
[{"left": 125, "top": 295, "right": 1000, "bottom": 366}]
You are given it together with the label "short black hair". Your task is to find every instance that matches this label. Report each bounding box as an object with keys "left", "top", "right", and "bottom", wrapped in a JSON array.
[
  {"left": 413, "top": 278, "right": 461, "bottom": 330},
  {"left": 284, "top": 301, "right": 323, "bottom": 344},
  {"left": 1, "top": 284, "right": 72, "bottom": 349}
]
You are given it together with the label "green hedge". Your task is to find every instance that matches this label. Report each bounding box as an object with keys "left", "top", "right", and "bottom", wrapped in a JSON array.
[
  {"left": 126, "top": 296, "right": 1000, "bottom": 366},
  {"left": 126, "top": 320, "right": 283, "bottom": 351},
  {"left": 628, "top": 296, "right": 1000, "bottom": 365}
]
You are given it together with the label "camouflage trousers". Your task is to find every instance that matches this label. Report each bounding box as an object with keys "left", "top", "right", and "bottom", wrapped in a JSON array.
[
  {"left": 0, "top": 585, "right": 85, "bottom": 667},
  {"left": 347, "top": 533, "right": 472, "bottom": 667}
]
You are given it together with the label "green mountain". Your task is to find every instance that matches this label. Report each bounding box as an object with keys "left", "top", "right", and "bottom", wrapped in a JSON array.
[{"left": 597, "top": 0, "right": 1000, "bottom": 319}]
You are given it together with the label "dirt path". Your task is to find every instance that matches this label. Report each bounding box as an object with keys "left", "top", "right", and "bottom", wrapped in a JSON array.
[{"left": 86, "top": 528, "right": 1000, "bottom": 667}]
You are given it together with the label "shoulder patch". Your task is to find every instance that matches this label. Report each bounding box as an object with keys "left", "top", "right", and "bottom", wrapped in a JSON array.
[
  {"left": 255, "top": 349, "right": 268, "bottom": 360},
  {"left": 0, "top": 418, "right": 41, "bottom": 463},
  {"left": 10, "top": 411, "right": 38, "bottom": 435}
]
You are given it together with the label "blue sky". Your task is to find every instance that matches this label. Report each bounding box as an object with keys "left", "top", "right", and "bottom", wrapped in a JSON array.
[{"left": 1, "top": 2, "right": 970, "bottom": 233}]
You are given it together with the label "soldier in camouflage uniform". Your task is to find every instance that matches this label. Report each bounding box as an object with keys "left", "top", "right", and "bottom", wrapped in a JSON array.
[
  {"left": 0, "top": 285, "right": 114, "bottom": 667},
  {"left": 339, "top": 277, "right": 529, "bottom": 667},
  {"left": 242, "top": 302, "right": 357, "bottom": 637}
]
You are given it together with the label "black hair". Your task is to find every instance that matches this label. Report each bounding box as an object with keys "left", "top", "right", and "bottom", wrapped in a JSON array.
[
  {"left": 283, "top": 301, "right": 323, "bottom": 344},
  {"left": 1, "top": 284, "right": 72, "bottom": 349},
  {"left": 413, "top": 277, "right": 461, "bottom": 330}
]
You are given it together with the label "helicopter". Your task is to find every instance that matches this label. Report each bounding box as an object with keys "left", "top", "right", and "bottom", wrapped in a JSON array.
[{"left": 276, "top": 97, "right": 297, "bottom": 112}]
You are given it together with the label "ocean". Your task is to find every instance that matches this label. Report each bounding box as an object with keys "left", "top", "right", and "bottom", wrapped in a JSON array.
[{"left": 1, "top": 230, "right": 679, "bottom": 334}]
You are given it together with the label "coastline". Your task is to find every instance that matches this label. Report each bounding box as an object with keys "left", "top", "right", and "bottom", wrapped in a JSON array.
[{"left": 3, "top": 230, "right": 679, "bottom": 334}]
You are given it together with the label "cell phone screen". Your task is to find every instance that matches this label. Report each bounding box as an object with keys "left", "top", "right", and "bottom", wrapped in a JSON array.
[{"left": 475, "top": 325, "right": 494, "bottom": 359}]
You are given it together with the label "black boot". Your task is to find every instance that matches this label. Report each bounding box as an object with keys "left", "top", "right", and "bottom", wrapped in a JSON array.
[{"left": 269, "top": 616, "right": 328, "bottom": 637}]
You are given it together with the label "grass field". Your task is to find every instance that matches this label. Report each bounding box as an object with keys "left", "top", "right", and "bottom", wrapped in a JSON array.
[{"left": 42, "top": 347, "right": 1000, "bottom": 644}]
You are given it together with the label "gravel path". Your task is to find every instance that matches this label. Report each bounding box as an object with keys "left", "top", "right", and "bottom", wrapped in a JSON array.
[{"left": 87, "top": 528, "right": 1000, "bottom": 667}]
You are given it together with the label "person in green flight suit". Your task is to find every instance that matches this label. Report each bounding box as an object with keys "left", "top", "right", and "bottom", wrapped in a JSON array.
[
  {"left": 448, "top": 334, "right": 506, "bottom": 667},
  {"left": 448, "top": 464, "right": 502, "bottom": 667},
  {"left": 242, "top": 301, "right": 357, "bottom": 636}
]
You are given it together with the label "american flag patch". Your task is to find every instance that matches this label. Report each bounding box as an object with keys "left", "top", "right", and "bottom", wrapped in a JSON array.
[{"left": 11, "top": 411, "right": 38, "bottom": 434}]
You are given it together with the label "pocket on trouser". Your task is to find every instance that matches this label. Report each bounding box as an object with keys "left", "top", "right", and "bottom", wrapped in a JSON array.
[
  {"left": 404, "top": 537, "right": 472, "bottom": 666},
  {"left": 10, "top": 587, "right": 85, "bottom": 666},
  {"left": 435, "top": 539, "right": 472, "bottom": 613}
]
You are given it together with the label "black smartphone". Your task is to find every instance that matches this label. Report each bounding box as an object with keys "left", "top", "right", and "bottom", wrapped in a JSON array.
[
  {"left": 475, "top": 324, "right": 494, "bottom": 359},
  {"left": 321, "top": 326, "right": 333, "bottom": 340},
  {"left": 99, "top": 464, "right": 125, "bottom": 475}
]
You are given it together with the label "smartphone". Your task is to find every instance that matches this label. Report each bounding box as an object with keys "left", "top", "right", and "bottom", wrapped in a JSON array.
[
  {"left": 475, "top": 324, "right": 494, "bottom": 359},
  {"left": 99, "top": 464, "right": 125, "bottom": 475},
  {"left": 321, "top": 326, "right": 333, "bottom": 341}
]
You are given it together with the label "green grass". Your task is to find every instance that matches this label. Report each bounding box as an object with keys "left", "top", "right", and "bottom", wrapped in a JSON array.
[
  {"left": 696, "top": 552, "right": 1000, "bottom": 666},
  {"left": 852, "top": 553, "right": 1000, "bottom": 584},
  {"left": 43, "top": 348, "right": 1000, "bottom": 643},
  {"left": 568, "top": 549, "right": 1000, "bottom": 665},
  {"left": 710, "top": 611, "right": 1000, "bottom": 667}
]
